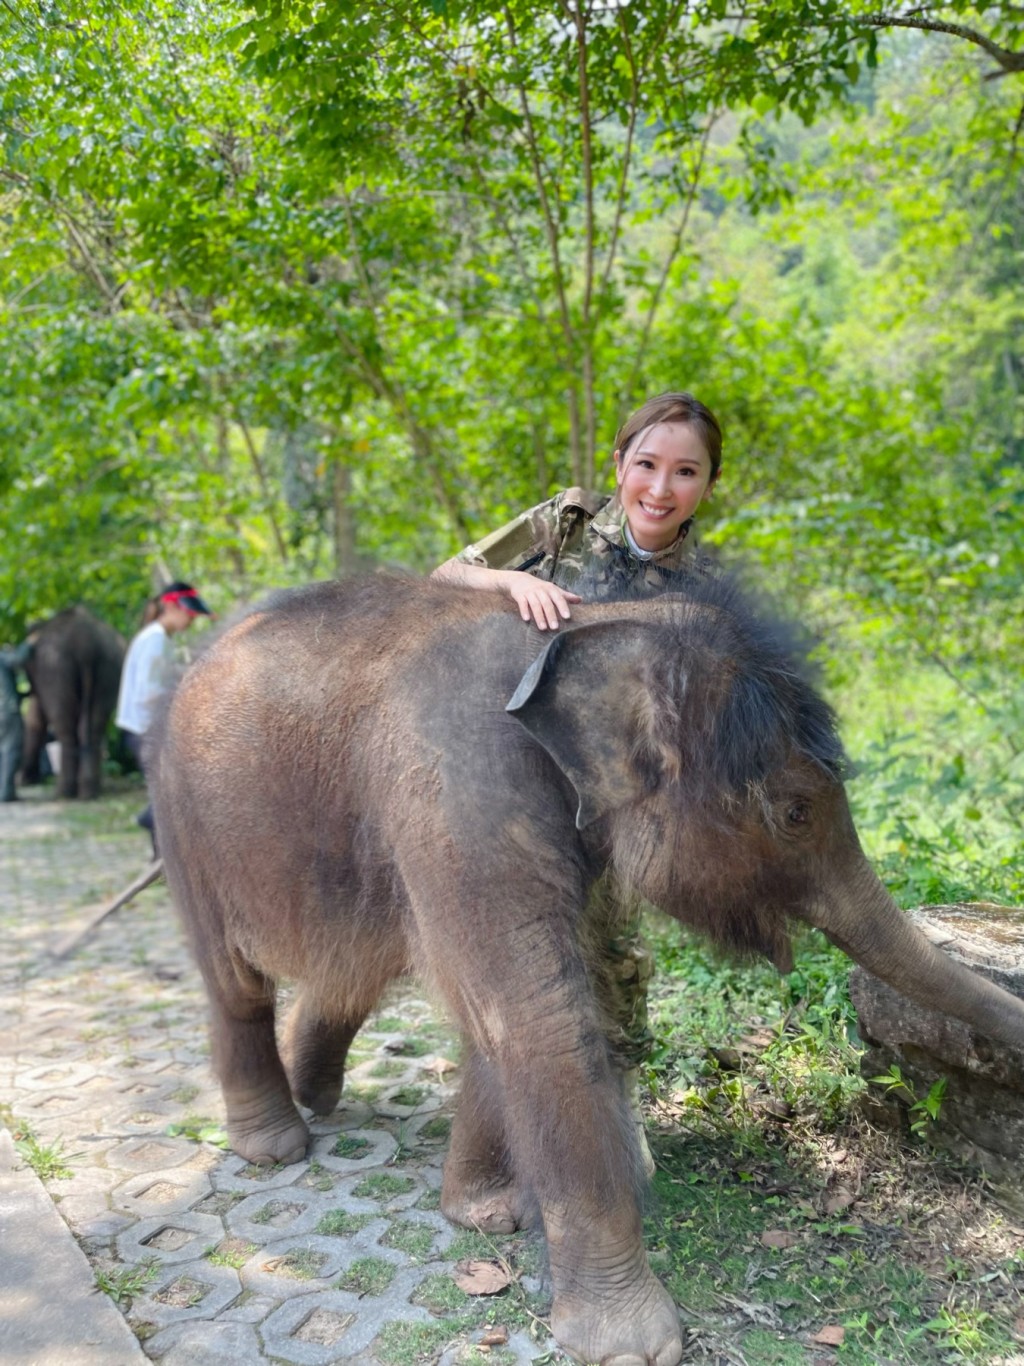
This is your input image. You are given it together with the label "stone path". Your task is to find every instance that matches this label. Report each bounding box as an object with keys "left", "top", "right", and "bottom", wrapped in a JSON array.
[{"left": 0, "top": 786, "right": 561, "bottom": 1365}]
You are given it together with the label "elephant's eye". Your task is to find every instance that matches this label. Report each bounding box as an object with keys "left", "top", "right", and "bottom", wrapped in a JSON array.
[{"left": 786, "top": 801, "right": 810, "bottom": 827}]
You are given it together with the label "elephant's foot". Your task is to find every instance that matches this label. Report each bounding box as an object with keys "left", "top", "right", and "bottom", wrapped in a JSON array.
[
  {"left": 281, "top": 999, "right": 360, "bottom": 1117},
  {"left": 280, "top": 1032, "right": 342, "bottom": 1116},
  {"left": 223, "top": 1085, "right": 309, "bottom": 1166},
  {"left": 291, "top": 1075, "right": 342, "bottom": 1117},
  {"left": 441, "top": 1167, "right": 532, "bottom": 1234},
  {"left": 550, "top": 1269, "right": 682, "bottom": 1366}
]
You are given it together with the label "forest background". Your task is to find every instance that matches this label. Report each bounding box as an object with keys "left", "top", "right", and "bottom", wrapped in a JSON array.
[{"left": 1, "top": 0, "right": 1022, "bottom": 907}]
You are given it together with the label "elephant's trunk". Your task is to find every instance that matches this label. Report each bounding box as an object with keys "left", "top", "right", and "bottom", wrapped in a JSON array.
[{"left": 814, "top": 860, "right": 1024, "bottom": 1051}]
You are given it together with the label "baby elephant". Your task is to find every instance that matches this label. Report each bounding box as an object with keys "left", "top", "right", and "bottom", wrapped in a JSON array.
[{"left": 151, "top": 573, "right": 1024, "bottom": 1366}]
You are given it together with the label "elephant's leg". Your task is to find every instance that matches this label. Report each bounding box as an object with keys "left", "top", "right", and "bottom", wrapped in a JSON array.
[
  {"left": 585, "top": 873, "right": 658, "bottom": 1179},
  {"left": 420, "top": 888, "right": 681, "bottom": 1366},
  {"left": 54, "top": 725, "right": 79, "bottom": 799},
  {"left": 76, "top": 740, "right": 101, "bottom": 799},
  {"left": 500, "top": 1035, "right": 678, "bottom": 1366},
  {"left": 281, "top": 992, "right": 366, "bottom": 1115},
  {"left": 19, "top": 698, "right": 44, "bottom": 785},
  {"left": 78, "top": 699, "right": 113, "bottom": 798},
  {"left": 204, "top": 959, "right": 309, "bottom": 1166},
  {"left": 441, "top": 1048, "right": 534, "bottom": 1234}
]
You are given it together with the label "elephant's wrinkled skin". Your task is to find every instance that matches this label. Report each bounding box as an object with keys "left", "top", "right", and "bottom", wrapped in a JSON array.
[
  {"left": 22, "top": 606, "right": 125, "bottom": 799},
  {"left": 152, "top": 575, "right": 1024, "bottom": 1366}
]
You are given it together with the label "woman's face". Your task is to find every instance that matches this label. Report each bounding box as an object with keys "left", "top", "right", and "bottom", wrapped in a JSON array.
[
  {"left": 615, "top": 422, "right": 716, "bottom": 551},
  {"left": 161, "top": 603, "right": 199, "bottom": 634}
]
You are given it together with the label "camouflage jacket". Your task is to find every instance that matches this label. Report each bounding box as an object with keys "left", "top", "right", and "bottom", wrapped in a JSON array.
[
  {"left": 0, "top": 641, "right": 32, "bottom": 720},
  {"left": 455, "top": 488, "right": 702, "bottom": 600}
]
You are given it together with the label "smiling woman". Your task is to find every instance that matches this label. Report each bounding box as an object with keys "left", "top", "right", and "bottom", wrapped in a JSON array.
[
  {"left": 431, "top": 390, "right": 723, "bottom": 628},
  {"left": 615, "top": 420, "right": 716, "bottom": 550}
]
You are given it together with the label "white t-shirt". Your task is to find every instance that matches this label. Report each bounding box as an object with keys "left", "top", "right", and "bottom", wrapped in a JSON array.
[{"left": 115, "top": 621, "right": 173, "bottom": 736}]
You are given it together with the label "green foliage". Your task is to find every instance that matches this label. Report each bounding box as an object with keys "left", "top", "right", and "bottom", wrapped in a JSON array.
[
  {"left": 13, "top": 1128, "right": 75, "bottom": 1181},
  {"left": 336, "top": 1256, "right": 396, "bottom": 1297},
  {"left": 164, "top": 1116, "right": 229, "bottom": 1148},
  {"left": 95, "top": 1260, "right": 158, "bottom": 1305},
  {"left": 3, "top": 0, "right": 1021, "bottom": 641},
  {"left": 330, "top": 1134, "right": 371, "bottom": 1159},
  {"left": 870, "top": 1065, "right": 948, "bottom": 1136},
  {"left": 644, "top": 1103, "right": 1024, "bottom": 1361},
  {"left": 352, "top": 1172, "right": 416, "bottom": 1201},
  {"left": 315, "top": 1209, "right": 374, "bottom": 1236}
]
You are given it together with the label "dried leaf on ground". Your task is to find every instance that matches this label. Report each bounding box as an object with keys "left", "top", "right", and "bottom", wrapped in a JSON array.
[
  {"left": 761, "top": 1229, "right": 799, "bottom": 1249},
  {"left": 811, "top": 1324, "right": 845, "bottom": 1346},
  {"left": 479, "top": 1326, "right": 509, "bottom": 1345},
  {"left": 453, "top": 1259, "right": 510, "bottom": 1295},
  {"left": 824, "top": 1187, "right": 857, "bottom": 1215}
]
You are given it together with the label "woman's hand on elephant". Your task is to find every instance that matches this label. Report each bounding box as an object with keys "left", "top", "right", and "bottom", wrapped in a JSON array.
[
  {"left": 504, "top": 574, "right": 581, "bottom": 630},
  {"left": 430, "top": 558, "right": 580, "bottom": 630}
]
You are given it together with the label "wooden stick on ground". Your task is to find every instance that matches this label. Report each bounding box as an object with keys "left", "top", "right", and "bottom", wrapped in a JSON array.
[{"left": 50, "top": 858, "right": 164, "bottom": 958}]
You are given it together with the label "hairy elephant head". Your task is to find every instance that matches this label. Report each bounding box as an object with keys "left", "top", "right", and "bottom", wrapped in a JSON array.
[{"left": 507, "top": 584, "right": 1024, "bottom": 1049}]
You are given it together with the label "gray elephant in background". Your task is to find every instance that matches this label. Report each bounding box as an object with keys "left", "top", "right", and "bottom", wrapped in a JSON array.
[
  {"left": 21, "top": 606, "right": 125, "bottom": 799},
  {"left": 0, "top": 639, "right": 33, "bottom": 802}
]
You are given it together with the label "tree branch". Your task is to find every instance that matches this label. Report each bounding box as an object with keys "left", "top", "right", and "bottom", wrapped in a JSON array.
[
  {"left": 501, "top": 4, "right": 576, "bottom": 357},
  {"left": 620, "top": 111, "right": 718, "bottom": 412},
  {"left": 865, "top": 12, "right": 1024, "bottom": 76},
  {"left": 235, "top": 415, "right": 290, "bottom": 564}
]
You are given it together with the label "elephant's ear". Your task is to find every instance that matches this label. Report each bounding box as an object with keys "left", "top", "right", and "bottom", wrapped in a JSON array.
[{"left": 506, "top": 621, "right": 658, "bottom": 829}]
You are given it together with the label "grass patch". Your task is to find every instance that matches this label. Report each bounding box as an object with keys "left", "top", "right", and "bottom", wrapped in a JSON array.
[
  {"left": 336, "top": 1256, "right": 396, "bottom": 1297},
  {"left": 95, "top": 1261, "right": 158, "bottom": 1305},
  {"left": 417, "top": 1116, "right": 451, "bottom": 1142},
  {"left": 299, "top": 1159, "right": 335, "bottom": 1192},
  {"left": 642, "top": 1120, "right": 1024, "bottom": 1362},
  {"left": 13, "top": 1127, "right": 75, "bottom": 1181},
  {"left": 316, "top": 1209, "right": 375, "bottom": 1236},
  {"left": 353, "top": 1173, "right": 416, "bottom": 1201},
  {"left": 370, "top": 1059, "right": 410, "bottom": 1078},
  {"left": 374, "top": 1319, "right": 462, "bottom": 1365},
  {"left": 380, "top": 1219, "right": 436, "bottom": 1260},
  {"left": 388, "top": 1084, "right": 431, "bottom": 1108},
  {"left": 411, "top": 1273, "right": 469, "bottom": 1316},
  {"left": 268, "top": 1247, "right": 326, "bottom": 1280},
  {"left": 347, "top": 1083, "right": 382, "bottom": 1103},
  {"left": 204, "top": 1238, "right": 255, "bottom": 1269},
  {"left": 445, "top": 1230, "right": 514, "bottom": 1262},
  {"left": 331, "top": 1134, "right": 371, "bottom": 1159}
]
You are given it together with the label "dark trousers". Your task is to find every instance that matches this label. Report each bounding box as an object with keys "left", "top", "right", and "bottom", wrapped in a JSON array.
[
  {"left": 123, "top": 730, "right": 157, "bottom": 854},
  {"left": 0, "top": 711, "right": 23, "bottom": 802}
]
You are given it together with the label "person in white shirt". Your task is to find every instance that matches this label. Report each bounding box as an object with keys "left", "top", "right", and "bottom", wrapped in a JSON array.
[{"left": 116, "top": 580, "right": 211, "bottom": 852}]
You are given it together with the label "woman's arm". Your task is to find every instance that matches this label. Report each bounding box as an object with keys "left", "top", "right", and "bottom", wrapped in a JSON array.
[{"left": 431, "top": 557, "right": 580, "bottom": 631}]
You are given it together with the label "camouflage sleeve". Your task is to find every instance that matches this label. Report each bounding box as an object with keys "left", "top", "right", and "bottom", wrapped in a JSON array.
[{"left": 455, "top": 495, "right": 566, "bottom": 572}]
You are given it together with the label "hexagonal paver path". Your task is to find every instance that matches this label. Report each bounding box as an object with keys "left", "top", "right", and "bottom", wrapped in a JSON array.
[{"left": 1, "top": 786, "right": 562, "bottom": 1364}]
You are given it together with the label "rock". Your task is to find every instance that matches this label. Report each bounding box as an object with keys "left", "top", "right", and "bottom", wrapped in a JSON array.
[{"left": 850, "top": 902, "right": 1024, "bottom": 1201}]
